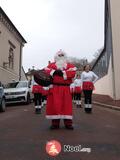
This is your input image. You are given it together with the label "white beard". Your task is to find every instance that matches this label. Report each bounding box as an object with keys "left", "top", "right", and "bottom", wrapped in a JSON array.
[{"left": 55, "top": 57, "right": 67, "bottom": 70}]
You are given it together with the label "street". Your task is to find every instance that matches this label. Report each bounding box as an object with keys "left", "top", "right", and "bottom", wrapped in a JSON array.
[{"left": 0, "top": 103, "right": 120, "bottom": 160}]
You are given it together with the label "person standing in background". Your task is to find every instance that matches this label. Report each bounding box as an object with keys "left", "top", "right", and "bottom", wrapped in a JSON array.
[
  {"left": 81, "top": 64, "right": 98, "bottom": 113},
  {"left": 41, "top": 86, "right": 49, "bottom": 107},
  {"left": 70, "top": 82, "right": 75, "bottom": 102},
  {"left": 32, "top": 77, "right": 43, "bottom": 114},
  {"left": 74, "top": 74, "right": 82, "bottom": 108}
]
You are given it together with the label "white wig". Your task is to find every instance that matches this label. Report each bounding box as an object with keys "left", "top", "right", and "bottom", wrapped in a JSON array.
[
  {"left": 54, "top": 49, "right": 67, "bottom": 62},
  {"left": 54, "top": 50, "right": 67, "bottom": 69}
]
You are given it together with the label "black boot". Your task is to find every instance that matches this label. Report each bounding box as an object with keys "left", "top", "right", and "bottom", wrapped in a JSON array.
[
  {"left": 50, "top": 125, "right": 59, "bottom": 130},
  {"left": 35, "top": 108, "right": 41, "bottom": 114},
  {"left": 50, "top": 119, "right": 60, "bottom": 129},
  {"left": 77, "top": 104, "right": 82, "bottom": 108},
  {"left": 35, "top": 108, "right": 38, "bottom": 114},
  {"left": 65, "top": 125, "right": 74, "bottom": 130}
]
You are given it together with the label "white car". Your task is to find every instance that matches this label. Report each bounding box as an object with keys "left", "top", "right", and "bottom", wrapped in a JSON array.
[
  {"left": 4, "top": 81, "right": 33, "bottom": 104},
  {"left": 0, "top": 87, "right": 6, "bottom": 112}
]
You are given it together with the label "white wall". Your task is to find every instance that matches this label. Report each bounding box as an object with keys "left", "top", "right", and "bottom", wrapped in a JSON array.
[
  {"left": 94, "top": 0, "right": 120, "bottom": 100},
  {"left": 21, "top": 67, "right": 27, "bottom": 81},
  {"left": 0, "top": 66, "right": 19, "bottom": 84},
  {"left": 94, "top": 56, "right": 113, "bottom": 98},
  {"left": 110, "top": 0, "right": 120, "bottom": 100},
  {"left": 0, "top": 20, "right": 21, "bottom": 84}
]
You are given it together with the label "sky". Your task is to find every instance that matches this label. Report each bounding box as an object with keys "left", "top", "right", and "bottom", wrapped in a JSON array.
[{"left": 0, "top": 0, "right": 105, "bottom": 72}]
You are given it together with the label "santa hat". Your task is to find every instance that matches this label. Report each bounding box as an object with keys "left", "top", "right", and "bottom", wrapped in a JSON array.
[{"left": 54, "top": 49, "right": 67, "bottom": 61}]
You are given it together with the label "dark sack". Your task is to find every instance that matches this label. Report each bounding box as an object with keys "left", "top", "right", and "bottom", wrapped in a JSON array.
[{"left": 33, "top": 69, "right": 53, "bottom": 86}]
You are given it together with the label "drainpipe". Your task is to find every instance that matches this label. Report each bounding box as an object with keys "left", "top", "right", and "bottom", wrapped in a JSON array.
[
  {"left": 19, "top": 43, "right": 23, "bottom": 81},
  {"left": 109, "top": 0, "right": 116, "bottom": 100}
]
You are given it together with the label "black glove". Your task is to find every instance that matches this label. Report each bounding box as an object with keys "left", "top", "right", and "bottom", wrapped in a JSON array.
[{"left": 53, "top": 70, "right": 63, "bottom": 77}]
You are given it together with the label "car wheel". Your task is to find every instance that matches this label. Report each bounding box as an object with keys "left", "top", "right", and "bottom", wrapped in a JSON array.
[
  {"left": 0, "top": 98, "right": 6, "bottom": 112},
  {"left": 26, "top": 93, "right": 30, "bottom": 104}
]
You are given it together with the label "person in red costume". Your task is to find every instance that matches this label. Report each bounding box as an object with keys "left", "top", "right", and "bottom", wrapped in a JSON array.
[
  {"left": 45, "top": 50, "right": 76, "bottom": 129},
  {"left": 81, "top": 64, "right": 98, "bottom": 113},
  {"left": 32, "top": 79, "right": 43, "bottom": 114}
]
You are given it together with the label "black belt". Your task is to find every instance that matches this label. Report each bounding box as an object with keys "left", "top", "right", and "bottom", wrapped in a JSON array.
[{"left": 53, "top": 83, "right": 70, "bottom": 86}]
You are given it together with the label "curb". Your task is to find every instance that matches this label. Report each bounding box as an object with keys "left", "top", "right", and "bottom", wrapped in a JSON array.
[{"left": 93, "top": 101, "right": 120, "bottom": 111}]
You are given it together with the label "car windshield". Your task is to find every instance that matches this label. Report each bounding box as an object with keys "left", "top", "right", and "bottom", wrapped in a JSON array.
[{"left": 5, "top": 82, "right": 28, "bottom": 88}]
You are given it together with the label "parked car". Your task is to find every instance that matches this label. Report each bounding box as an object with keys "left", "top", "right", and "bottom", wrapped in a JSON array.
[
  {"left": 0, "top": 87, "right": 6, "bottom": 112},
  {"left": 4, "top": 81, "right": 33, "bottom": 104}
]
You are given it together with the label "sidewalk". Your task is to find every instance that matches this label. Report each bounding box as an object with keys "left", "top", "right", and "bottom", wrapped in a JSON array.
[{"left": 92, "top": 94, "right": 120, "bottom": 111}]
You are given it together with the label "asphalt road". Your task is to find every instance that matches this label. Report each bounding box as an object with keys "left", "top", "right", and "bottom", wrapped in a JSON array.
[{"left": 0, "top": 102, "right": 120, "bottom": 160}]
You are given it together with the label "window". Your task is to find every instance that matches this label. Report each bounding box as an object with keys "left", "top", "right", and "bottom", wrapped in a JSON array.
[
  {"left": 8, "top": 40, "right": 15, "bottom": 70},
  {"left": 8, "top": 47, "right": 14, "bottom": 69}
]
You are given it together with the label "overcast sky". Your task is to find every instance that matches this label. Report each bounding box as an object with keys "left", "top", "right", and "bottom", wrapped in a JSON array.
[{"left": 0, "top": 0, "right": 105, "bottom": 72}]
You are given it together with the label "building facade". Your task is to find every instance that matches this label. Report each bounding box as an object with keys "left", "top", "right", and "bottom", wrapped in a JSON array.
[
  {"left": 0, "top": 7, "right": 26, "bottom": 85},
  {"left": 92, "top": 0, "right": 120, "bottom": 100}
]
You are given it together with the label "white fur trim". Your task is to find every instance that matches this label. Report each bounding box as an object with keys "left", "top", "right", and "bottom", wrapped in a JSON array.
[
  {"left": 68, "top": 67, "right": 77, "bottom": 71},
  {"left": 50, "top": 70, "right": 55, "bottom": 76},
  {"left": 76, "top": 101, "right": 78, "bottom": 105},
  {"left": 38, "top": 106, "right": 41, "bottom": 109},
  {"left": 43, "top": 87, "right": 49, "bottom": 90},
  {"left": 49, "top": 84, "right": 53, "bottom": 88},
  {"left": 88, "top": 104, "right": 92, "bottom": 108},
  {"left": 79, "top": 101, "right": 81, "bottom": 105},
  {"left": 55, "top": 61, "right": 67, "bottom": 70},
  {"left": 44, "top": 100, "right": 47, "bottom": 104},
  {"left": 44, "top": 67, "right": 50, "bottom": 71},
  {"left": 85, "top": 104, "right": 88, "bottom": 108},
  {"left": 46, "top": 115, "right": 73, "bottom": 119},
  {"left": 63, "top": 71, "right": 67, "bottom": 80},
  {"left": 85, "top": 104, "right": 92, "bottom": 108}
]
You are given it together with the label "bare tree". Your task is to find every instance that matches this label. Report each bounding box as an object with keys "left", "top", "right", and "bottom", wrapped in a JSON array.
[
  {"left": 90, "top": 47, "right": 104, "bottom": 67},
  {"left": 67, "top": 56, "right": 88, "bottom": 71}
]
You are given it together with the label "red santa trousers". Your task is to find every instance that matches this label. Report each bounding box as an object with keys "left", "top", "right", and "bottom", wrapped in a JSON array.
[{"left": 46, "top": 85, "right": 73, "bottom": 120}]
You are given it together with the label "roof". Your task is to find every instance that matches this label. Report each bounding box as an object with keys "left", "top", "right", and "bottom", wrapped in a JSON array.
[{"left": 0, "top": 7, "right": 27, "bottom": 43}]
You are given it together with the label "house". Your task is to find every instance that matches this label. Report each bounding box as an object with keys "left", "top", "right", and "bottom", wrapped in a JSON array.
[{"left": 0, "top": 7, "right": 27, "bottom": 85}]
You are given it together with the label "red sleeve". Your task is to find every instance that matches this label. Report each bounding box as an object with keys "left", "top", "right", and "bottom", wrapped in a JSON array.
[
  {"left": 63, "top": 63, "right": 76, "bottom": 79},
  {"left": 44, "top": 63, "right": 56, "bottom": 76}
]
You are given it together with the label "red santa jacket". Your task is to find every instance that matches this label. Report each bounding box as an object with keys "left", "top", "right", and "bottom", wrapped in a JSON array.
[
  {"left": 45, "top": 62, "right": 76, "bottom": 85},
  {"left": 32, "top": 85, "right": 43, "bottom": 94},
  {"left": 42, "top": 87, "right": 49, "bottom": 96}
]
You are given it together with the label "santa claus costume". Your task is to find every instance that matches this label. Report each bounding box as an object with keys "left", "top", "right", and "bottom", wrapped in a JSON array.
[
  {"left": 32, "top": 78, "right": 43, "bottom": 114},
  {"left": 81, "top": 65, "right": 98, "bottom": 113},
  {"left": 45, "top": 50, "right": 76, "bottom": 129},
  {"left": 74, "top": 75, "right": 82, "bottom": 108}
]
